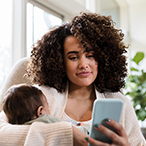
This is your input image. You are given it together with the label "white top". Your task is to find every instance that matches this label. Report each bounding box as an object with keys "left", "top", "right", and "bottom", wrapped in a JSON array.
[{"left": 61, "top": 111, "right": 92, "bottom": 126}]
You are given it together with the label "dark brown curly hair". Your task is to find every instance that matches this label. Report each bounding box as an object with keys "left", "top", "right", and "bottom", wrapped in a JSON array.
[
  {"left": 26, "top": 12, "right": 128, "bottom": 93},
  {"left": 3, "top": 85, "right": 44, "bottom": 124}
]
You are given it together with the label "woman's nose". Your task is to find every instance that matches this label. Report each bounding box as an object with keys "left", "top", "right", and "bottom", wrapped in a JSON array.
[{"left": 78, "top": 57, "right": 89, "bottom": 69}]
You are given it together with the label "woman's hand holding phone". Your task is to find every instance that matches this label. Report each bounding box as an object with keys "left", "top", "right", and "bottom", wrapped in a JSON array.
[
  {"left": 72, "top": 119, "right": 130, "bottom": 146},
  {"left": 73, "top": 99, "right": 130, "bottom": 146},
  {"left": 86, "top": 99, "right": 130, "bottom": 146},
  {"left": 85, "top": 119, "right": 130, "bottom": 146}
]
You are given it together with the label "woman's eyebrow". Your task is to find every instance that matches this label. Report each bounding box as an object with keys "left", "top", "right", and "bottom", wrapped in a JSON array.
[{"left": 67, "top": 51, "right": 78, "bottom": 55}]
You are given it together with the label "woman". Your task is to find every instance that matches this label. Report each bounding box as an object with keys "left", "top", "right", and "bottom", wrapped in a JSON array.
[{"left": 25, "top": 12, "right": 146, "bottom": 145}]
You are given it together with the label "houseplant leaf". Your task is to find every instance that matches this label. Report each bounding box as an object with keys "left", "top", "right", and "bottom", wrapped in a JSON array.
[
  {"left": 132, "top": 52, "right": 144, "bottom": 65},
  {"left": 125, "top": 51, "right": 146, "bottom": 122},
  {"left": 130, "top": 67, "right": 138, "bottom": 71}
]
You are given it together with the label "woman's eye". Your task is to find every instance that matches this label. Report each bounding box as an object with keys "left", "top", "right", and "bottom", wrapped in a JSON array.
[
  {"left": 87, "top": 55, "right": 94, "bottom": 58},
  {"left": 69, "top": 56, "right": 77, "bottom": 60}
]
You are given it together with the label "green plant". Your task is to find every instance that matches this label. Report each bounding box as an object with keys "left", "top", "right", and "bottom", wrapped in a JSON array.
[{"left": 125, "top": 52, "right": 146, "bottom": 121}]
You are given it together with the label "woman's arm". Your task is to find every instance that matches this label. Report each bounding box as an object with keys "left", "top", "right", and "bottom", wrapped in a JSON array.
[
  {"left": 72, "top": 126, "right": 88, "bottom": 146},
  {"left": 118, "top": 92, "right": 146, "bottom": 145},
  {"left": 0, "top": 111, "right": 73, "bottom": 146}
]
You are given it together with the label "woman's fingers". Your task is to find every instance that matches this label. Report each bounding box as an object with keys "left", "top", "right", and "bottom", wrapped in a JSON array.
[
  {"left": 94, "top": 122, "right": 120, "bottom": 144},
  {"left": 85, "top": 136, "right": 109, "bottom": 146},
  {"left": 104, "top": 119, "right": 129, "bottom": 145},
  {"left": 91, "top": 119, "right": 129, "bottom": 146},
  {"left": 72, "top": 126, "right": 88, "bottom": 146},
  {"left": 105, "top": 119, "right": 126, "bottom": 137}
]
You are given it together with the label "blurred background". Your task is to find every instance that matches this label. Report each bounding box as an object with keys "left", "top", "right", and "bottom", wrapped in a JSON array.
[
  {"left": 0, "top": 0, "right": 146, "bottom": 89},
  {"left": 0, "top": 0, "right": 146, "bottom": 130}
]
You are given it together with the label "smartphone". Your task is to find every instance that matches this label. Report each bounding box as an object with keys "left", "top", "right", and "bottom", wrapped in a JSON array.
[{"left": 89, "top": 98, "right": 123, "bottom": 145}]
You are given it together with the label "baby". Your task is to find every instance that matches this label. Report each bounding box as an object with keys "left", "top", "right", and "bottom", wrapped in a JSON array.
[
  {"left": 3, "top": 84, "right": 62, "bottom": 124},
  {"left": 3, "top": 84, "right": 89, "bottom": 134}
]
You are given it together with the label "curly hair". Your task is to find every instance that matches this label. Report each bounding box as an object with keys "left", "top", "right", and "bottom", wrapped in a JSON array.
[{"left": 26, "top": 12, "right": 128, "bottom": 93}]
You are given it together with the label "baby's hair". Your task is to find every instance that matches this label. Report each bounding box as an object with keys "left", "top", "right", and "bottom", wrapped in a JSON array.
[{"left": 3, "top": 84, "right": 44, "bottom": 124}]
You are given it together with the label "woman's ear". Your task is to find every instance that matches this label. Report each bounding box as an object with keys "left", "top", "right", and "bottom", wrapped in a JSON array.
[{"left": 37, "top": 106, "right": 43, "bottom": 117}]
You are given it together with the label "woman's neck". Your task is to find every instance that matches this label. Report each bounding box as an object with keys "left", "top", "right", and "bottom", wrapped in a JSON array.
[
  {"left": 65, "top": 82, "right": 96, "bottom": 121},
  {"left": 68, "top": 82, "right": 95, "bottom": 101}
]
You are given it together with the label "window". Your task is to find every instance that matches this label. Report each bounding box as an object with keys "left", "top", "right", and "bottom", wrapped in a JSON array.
[
  {"left": 0, "top": 0, "right": 12, "bottom": 88},
  {"left": 27, "top": 3, "right": 63, "bottom": 56},
  {"left": 100, "top": 0, "right": 120, "bottom": 28}
]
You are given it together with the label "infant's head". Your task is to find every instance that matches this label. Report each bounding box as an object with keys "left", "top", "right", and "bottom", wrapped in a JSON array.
[{"left": 3, "top": 84, "right": 50, "bottom": 124}]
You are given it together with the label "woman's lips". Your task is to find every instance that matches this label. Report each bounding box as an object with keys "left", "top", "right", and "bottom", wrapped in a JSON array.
[{"left": 76, "top": 71, "right": 91, "bottom": 77}]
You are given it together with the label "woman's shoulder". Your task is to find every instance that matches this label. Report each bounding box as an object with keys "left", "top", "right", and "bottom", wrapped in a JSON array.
[
  {"left": 35, "top": 85, "right": 67, "bottom": 116},
  {"left": 38, "top": 85, "right": 59, "bottom": 95},
  {"left": 36, "top": 85, "right": 66, "bottom": 100},
  {"left": 103, "top": 91, "right": 132, "bottom": 106}
]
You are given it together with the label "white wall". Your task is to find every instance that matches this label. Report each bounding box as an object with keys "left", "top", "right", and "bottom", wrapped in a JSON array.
[{"left": 128, "top": 0, "right": 146, "bottom": 71}]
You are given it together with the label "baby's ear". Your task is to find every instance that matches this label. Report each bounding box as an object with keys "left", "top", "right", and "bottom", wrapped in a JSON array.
[{"left": 37, "top": 106, "right": 43, "bottom": 117}]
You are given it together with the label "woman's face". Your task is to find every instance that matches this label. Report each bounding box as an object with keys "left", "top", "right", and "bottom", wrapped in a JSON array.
[{"left": 63, "top": 36, "right": 98, "bottom": 87}]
